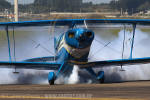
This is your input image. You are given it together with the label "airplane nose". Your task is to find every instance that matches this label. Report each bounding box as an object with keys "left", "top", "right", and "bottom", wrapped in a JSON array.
[
  {"left": 66, "top": 28, "right": 94, "bottom": 49},
  {"left": 85, "top": 31, "right": 93, "bottom": 38},
  {"left": 78, "top": 34, "right": 86, "bottom": 42},
  {"left": 77, "top": 31, "right": 93, "bottom": 42}
]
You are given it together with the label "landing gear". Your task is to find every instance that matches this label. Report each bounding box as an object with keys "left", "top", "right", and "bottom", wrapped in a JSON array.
[
  {"left": 48, "top": 72, "right": 55, "bottom": 85},
  {"left": 97, "top": 71, "right": 105, "bottom": 83},
  {"left": 49, "top": 78, "right": 55, "bottom": 85},
  {"left": 86, "top": 68, "right": 105, "bottom": 84},
  {"left": 98, "top": 75, "right": 105, "bottom": 83}
]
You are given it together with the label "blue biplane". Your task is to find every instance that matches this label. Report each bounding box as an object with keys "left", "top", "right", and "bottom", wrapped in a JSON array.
[{"left": 0, "top": 19, "right": 150, "bottom": 85}]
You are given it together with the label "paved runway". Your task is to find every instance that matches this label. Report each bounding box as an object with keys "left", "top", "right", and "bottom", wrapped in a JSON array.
[{"left": 0, "top": 81, "right": 150, "bottom": 100}]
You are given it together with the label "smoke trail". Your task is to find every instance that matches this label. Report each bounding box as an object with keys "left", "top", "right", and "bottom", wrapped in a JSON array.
[
  {"left": 55, "top": 65, "right": 80, "bottom": 84},
  {"left": 88, "top": 28, "right": 150, "bottom": 83},
  {"left": 0, "top": 26, "right": 150, "bottom": 84},
  {"left": 14, "top": 70, "right": 49, "bottom": 84},
  {"left": 0, "top": 26, "right": 54, "bottom": 84},
  {"left": 68, "top": 65, "right": 79, "bottom": 84},
  {"left": 0, "top": 68, "right": 49, "bottom": 84}
]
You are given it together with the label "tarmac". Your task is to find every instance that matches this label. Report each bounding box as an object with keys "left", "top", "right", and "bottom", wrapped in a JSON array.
[{"left": 0, "top": 81, "right": 150, "bottom": 100}]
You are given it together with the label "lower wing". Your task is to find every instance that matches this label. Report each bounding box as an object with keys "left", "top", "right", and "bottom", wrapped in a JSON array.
[
  {"left": 0, "top": 61, "right": 61, "bottom": 70},
  {"left": 24, "top": 56, "right": 56, "bottom": 62},
  {"left": 1, "top": 57, "right": 150, "bottom": 70},
  {"left": 69, "top": 57, "right": 150, "bottom": 68}
]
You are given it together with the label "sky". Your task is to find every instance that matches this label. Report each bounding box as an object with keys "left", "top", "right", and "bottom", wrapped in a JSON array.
[
  {"left": 6, "top": 0, "right": 111, "bottom": 4},
  {"left": 6, "top": 0, "right": 34, "bottom": 4}
]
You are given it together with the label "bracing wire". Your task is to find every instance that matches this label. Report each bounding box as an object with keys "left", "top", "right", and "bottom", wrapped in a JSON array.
[
  {"left": 89, "top": 36, "right": 122, "bottom": 60},
  {"left": 94, "top": 38, "right": 121, "bottom": 54},
  {"left": 89, "top": 41, "right": 111, "bottom": 59},
  {"left": 31, "top": 39, "right": 55, "bottom": 55}
]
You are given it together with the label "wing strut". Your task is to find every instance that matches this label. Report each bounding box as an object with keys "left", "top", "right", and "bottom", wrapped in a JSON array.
[
  {"left": 129, "top": 24, "right": 136, "bottom": 59},
  {"left": 5, "top": 26, "right": 12, "bottom": 62},
  {"left": 120, "top": 25, "right": 126, "bottom": 71},
  {"left": 12, "top": 26, "right": 16, "bottom": 61},
  {"left": 12, "top": 26, "right": 19, "bottom": 74}
]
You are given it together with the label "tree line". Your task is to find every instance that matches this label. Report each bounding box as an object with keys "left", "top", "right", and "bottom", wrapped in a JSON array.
[
  {"left": 20, "top": 0, "right": 90, "bottom": 13},
  {"left": 0, "top": 0, "right": 11, "bottom": 12},
  {"left": 110, "top": 0, "right": 150, "bottom": 14}
]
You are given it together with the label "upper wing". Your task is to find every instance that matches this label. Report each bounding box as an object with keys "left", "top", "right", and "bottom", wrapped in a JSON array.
[
  {"left": 0, "top": 61, "right": 61, "bottom": 70},
  {"left": 1, "top": 19, "right": 150, "bottom": 27},
  {"left": 69, "top": 57, "right": 150, "bottom": 68}
]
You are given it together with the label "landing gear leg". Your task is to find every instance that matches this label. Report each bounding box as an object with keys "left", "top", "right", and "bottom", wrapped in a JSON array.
[
  {"left": 86, "top": 68, "right": 105, "bottom": 84},
  {"left": 48, "top": 72, "right": 55, "bottom": 85},
  {"left": 48, "top": 63, "right": 65, "bottom": 85}
]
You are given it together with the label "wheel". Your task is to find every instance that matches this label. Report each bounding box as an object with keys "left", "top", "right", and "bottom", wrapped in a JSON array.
[
  {"left": 97, "top": 71, "right": 105, "bottom": 84},
  {"left": 48, "top": 72, "right": 55, "bottom": 85},
  {"left": 49, "top": 79, "right": 55, "bottom": 85},
  {"left": 99, "top": 75, "right": 105, "bottom": 83}
]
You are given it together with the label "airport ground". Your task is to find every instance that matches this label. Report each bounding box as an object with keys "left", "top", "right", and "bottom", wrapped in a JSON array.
[{"left": 0, "top": 81, "right": 149, "bottom": 100}]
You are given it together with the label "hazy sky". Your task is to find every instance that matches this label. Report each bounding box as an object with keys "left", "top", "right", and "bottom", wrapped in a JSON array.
[
  {"left": 7, "top": 0, "right": 111, "bottom": 4},
  {"left": 7, "top": 0, "right": 34, "bottom": 4}
]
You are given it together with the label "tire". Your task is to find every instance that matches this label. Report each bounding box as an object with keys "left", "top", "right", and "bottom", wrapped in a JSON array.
[
  {"left": 99, "top": 75, "right": 105, "bottom": 83},
  {"left": 97, "top": 71, "right": 105, "bottom": 84},
  {"left": 49, "top": 79, "right": 55, "bottom": 85},
  {"left": 48, "top": 72, "right": 55, "bottom": 85}
]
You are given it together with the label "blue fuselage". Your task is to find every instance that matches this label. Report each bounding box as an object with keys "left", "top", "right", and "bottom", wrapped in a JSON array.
[{"left": 54, "top": 28, "right": 94, "bottom": 75}]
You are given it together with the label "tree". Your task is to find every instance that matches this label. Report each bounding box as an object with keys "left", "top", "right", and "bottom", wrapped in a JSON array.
[
  {"left": 31, "top": 0, "right": 82, "bottom": 13},
  {"left": 0, "top": 0, "right": 11, "bottom": 11},
  {"left": 138, "top": 1, "right": 150, "bottom": 11},
  {"left": 110, "top": 0, "right": 150, "bottom": 14}
]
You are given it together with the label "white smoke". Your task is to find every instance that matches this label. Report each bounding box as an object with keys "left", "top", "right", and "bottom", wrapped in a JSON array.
[
  {"left": 88, "top": 27, "right": 150, "bottom": 83},
  {"left": 68, "top": 65, "right": 79, "bottom": 84},
  {"left": 0, "top": 26, "right": 54, "bottom": 84},
  {"left": 0, "top": 68, "right": 49, "bottom": 84},
  {"left": 55, "top": 65, "right": 80, "bottom": 84},
  {"left": 0, "top": 26, "right": 150, "bottom": 84},
  {"left": 0, "top": 69, "right": 17, "bottom": 84}
]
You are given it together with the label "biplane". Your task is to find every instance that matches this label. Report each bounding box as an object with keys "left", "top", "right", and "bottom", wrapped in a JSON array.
[{"left": 0, "top": 19, "right": 150, "bottom": 85}]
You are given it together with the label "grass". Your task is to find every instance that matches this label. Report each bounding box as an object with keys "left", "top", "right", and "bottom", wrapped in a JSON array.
[
  {"left": 140, "top": 28, "right": 150, "bottom": 33},
  {"left": 109, "top": 29, "right": 121, "bottom": 36}
]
